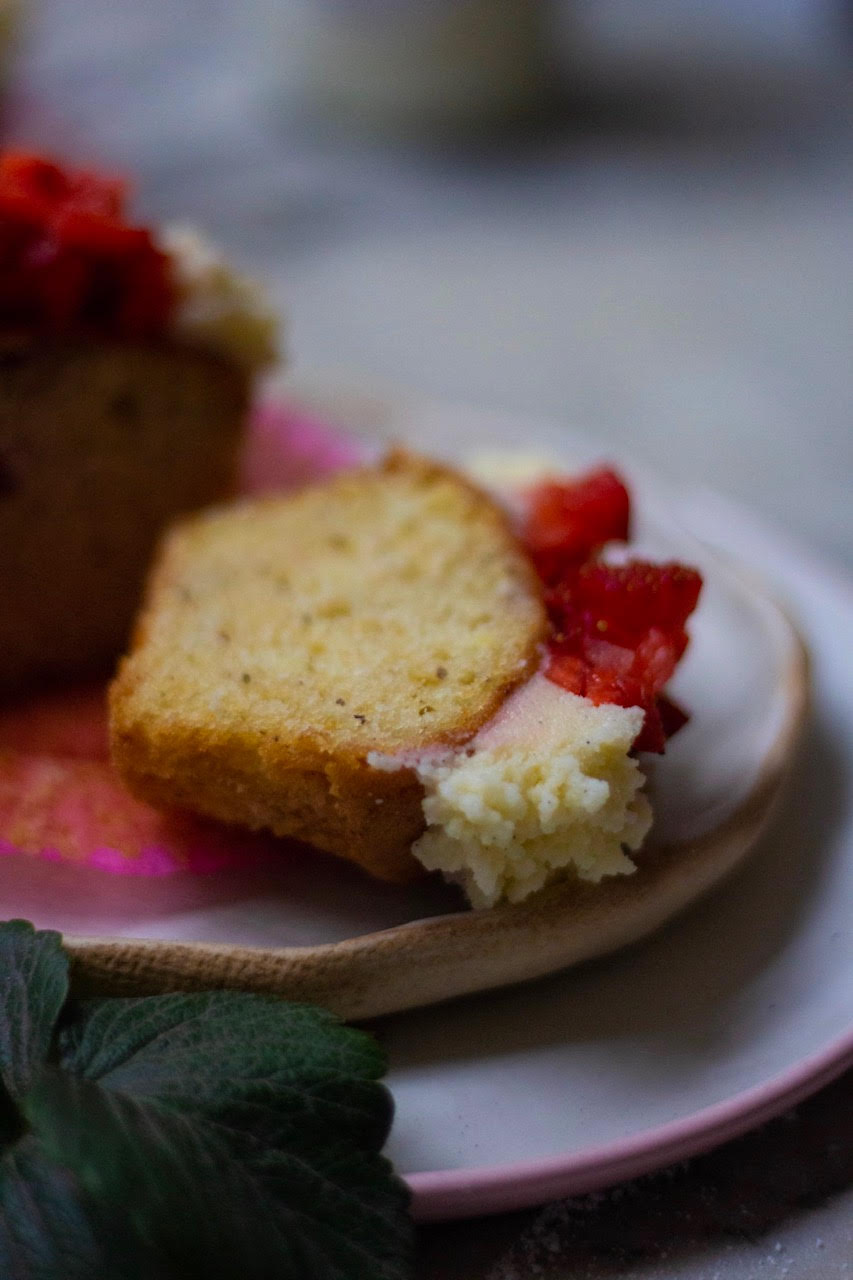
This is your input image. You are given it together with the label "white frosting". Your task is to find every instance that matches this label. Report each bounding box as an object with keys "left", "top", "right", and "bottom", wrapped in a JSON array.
[
  {"left": 159, "top": 224, "right": 279, "bottom": 373},
  {"left": 370, "top": 673, "right": 651, "bottom": 909}
]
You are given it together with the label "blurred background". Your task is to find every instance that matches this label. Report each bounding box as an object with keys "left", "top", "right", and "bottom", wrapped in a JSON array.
[{"left": 5, "top": 0, "right": 851, "bottom": 566}]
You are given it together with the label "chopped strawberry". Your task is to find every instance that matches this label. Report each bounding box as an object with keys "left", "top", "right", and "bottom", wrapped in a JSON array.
[
  {"left": 656, "top": 693, "right": 690, "bottom": 740},
  {"left": 568, "top": 560, "right": 702, "bottom": 652},
  {"left": 0, "top": 151, "right": 175, "bottom": 338},
  {"left": 545, "top": 651, "right": 587, "bottom": 696},
  {"left": 523, "top": 468, "right": 630, "bottom": 585},
  {"left": 521, "top": 469, "right": 702, "bottom": 752}
]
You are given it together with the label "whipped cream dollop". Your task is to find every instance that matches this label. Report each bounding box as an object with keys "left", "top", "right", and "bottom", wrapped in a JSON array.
[
  {"left": 160, "top": 225, "right": 279, "bottom": 374},
  {"left": 370, "top": 673, "right": 651, "bottom": 909}
]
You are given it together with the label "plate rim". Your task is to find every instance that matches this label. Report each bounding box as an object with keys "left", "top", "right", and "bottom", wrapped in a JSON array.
[{"left": 407, "top": 1027, "right": 853, "bottom": 1220}]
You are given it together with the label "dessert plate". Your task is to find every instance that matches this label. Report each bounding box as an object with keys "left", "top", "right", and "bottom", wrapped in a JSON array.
[
  {"left": 2, "top": 388, "right": 807, "bottom": 1026},
  {"left": 2, "top": 387, "right": 849, "bottom": 1217}
]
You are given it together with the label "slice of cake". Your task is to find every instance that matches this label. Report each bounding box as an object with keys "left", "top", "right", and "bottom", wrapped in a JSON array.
[
  {"left": 0, "top": 151, "right": 277, "bottom": 692},
  {"left": 110, "top": 450, "right": 701, "bottom": 902},
  {"left": 110, "top": 452, "right": 547, "bottom": 881}
]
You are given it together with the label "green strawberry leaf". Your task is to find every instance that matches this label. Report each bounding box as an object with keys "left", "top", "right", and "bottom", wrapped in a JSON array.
[
  {"left": 0, "top": 1137, "right": 103, "bottom": 1280},
  {"left": 58, "top": 992, "right": 393, "bottom": 1152},
  {"left": 26, "top": 1068, "right": 411, "bottom": 1280},
  {"left": 58, "top": 992, "right": 412, "bottom": 1274},
  {"left": 25, "top": 1070, "right": 314, "bottom": 1279},
  {"left": 0, "top": 921, "right": 67, "bottom": 1103},
  {"left": 0, "top": 921, "right": 414, "bottom": 1280}
]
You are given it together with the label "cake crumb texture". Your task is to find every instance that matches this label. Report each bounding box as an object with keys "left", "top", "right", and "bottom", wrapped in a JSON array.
[{"left": 110, "top": 451, "right": 547, "bottom": 880}]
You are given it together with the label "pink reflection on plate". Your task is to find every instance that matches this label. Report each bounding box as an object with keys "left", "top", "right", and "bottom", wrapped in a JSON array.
[
  {"left": 241, "top": 397, "right": 362, "bottom": 495},
  {"left": 0, "top": 399, "right": 361, "bottom": 877}
]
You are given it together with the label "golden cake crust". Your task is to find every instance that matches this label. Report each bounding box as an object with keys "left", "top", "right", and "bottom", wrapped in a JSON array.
[{"left": 110, "top": 451, "right": 548, "bottom": 880}]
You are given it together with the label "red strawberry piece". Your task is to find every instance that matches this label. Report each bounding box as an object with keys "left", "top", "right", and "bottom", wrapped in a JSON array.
[
  {"left": 574, "top": 560, "right": 702, "bottom": 648},
  {"left": 0, "top": 150, "right": 175, "bottom": 337},
  {"left": 545, "top": 651, "right": 588, "bottom": 696},
  {"left": 538, "top": 547, "right": 702, "bottom": 751},
  {"left": 523, "top": 468, "right": 631, "bottom": 584},
  {"left": 656, "top": 693, "right": 690, "bottom": 740}
]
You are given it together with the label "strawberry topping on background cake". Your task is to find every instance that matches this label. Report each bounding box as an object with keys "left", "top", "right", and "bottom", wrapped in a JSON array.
[
  {"left": 522, "top": 470, "right": 703, "bottom": 753},
  {"left": 0, "top": 151, "right": 175, "bottom": 337}
]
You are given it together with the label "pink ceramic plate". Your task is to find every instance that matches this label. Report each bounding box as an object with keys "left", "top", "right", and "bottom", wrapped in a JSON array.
[{"left": 1, "top": 389, "right": 850, "bottom": 1219}]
